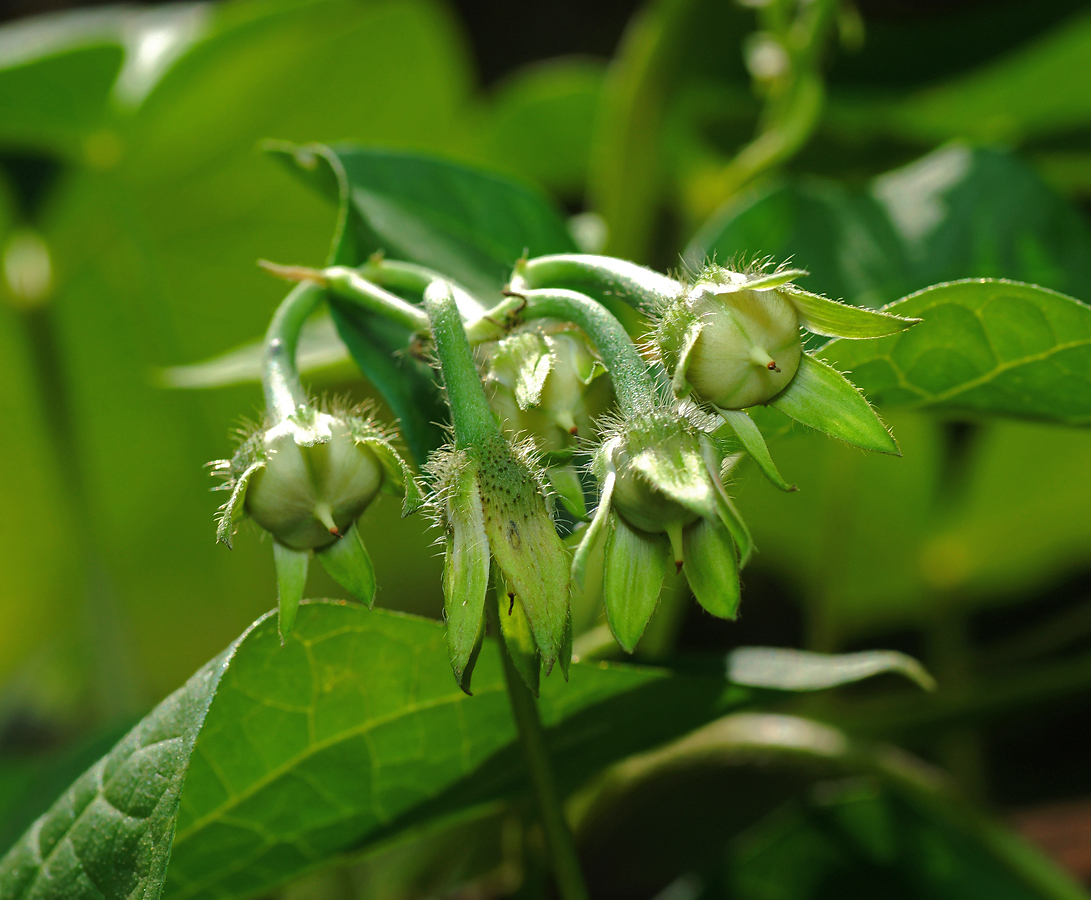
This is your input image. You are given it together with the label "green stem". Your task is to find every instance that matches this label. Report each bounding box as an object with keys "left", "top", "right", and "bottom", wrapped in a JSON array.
[
  {"left": 262, "top": 282, "right": 324, "bottom": 422},
  {"left": 516, "top": 253, "right": 682, "bottom": 316},
  {"left": 422, "top": 281, "right": 500, "bottom": 447},
  {"left": 517, "top": 287, "right": 659, "bottom": 416},
  {"left": 492, "top": 593, "right": 590, "bottom": 900},
  {"left": 355, "top": 258, "right": 489, "bottom": 320},
  {"left": 323, "top": 266, "right": 430, "bottom": 333}
]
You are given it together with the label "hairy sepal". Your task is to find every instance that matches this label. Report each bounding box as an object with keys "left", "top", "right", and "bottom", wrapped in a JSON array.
[
  {"left": 783, "top": 285, "right": 920, "bottom": 339},
  {"left": 441, "top": 455, "right": 489, "bottom": 693},
  {"left": 273, "top": 542, "right": 308, "bottom": 643},
  {"left": 717, "top": 408, "right": 795, "bottom": 492},
  {"left": 683, "top": 515, "right": 741, "bottom": 620},
  {"left": 771, "top": 353, "right": 898, "bottom": 455},
  {"left": 476, "top": 435, "right": 569, "bottom": 673}
]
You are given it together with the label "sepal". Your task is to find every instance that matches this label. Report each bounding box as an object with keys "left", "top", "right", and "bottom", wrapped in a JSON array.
[
  {"left": 273, "top": 542, "right": 308, "bottom": 642},
  {"left": 315, "top": 520, "right": 376, "bottom": 606},
  {"left": 683, "top": 515, "right": 741, "bottom": 620},
  {"left": 771, "top": 353, "right": 898, "bottom": 455},
  {"left": 603, "top": 512, "right": 670, "bottom": 653},
  {"left": 782, "top": 286, "right": 920, "bottom": 338}
]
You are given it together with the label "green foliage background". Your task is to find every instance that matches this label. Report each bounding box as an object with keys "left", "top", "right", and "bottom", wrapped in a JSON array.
[{"left": 4, "top": 0, "right": 1091, "bottom": 898}]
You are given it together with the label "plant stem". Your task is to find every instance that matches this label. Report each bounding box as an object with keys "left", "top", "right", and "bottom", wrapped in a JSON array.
[
  {"left": 515, "top": 253, "right": 682, "bottom": 316},
  {"left": 494, "top": 595, "right": 590, "bottom": 900},
  {"left": 517, "top": 287, "right": 659, "bottom": 416},
  {"left": 262, "top": 282, "right": 324, "bottom": 422},
  {"left": 323, "top": 266, "right": 430, "bottom": 332},
  {"left": 422, "top": 281, "right": 499, "bottom": 447}
]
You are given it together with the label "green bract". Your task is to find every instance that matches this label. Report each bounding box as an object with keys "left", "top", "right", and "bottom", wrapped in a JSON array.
[
  {"left": 211, "top": 402, "right": 421, "bottom": 638},
  {"left": 573, "top": 406, "right": 751, "bottom": 652}
]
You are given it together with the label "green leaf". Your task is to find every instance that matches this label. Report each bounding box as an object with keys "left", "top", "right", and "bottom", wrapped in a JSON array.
[
  {"left": 273, "top": 543, "right": 308, "bottom": 642},
  {"left": 771, "top": 354, "right": 898, "bottom": 454},
  {"left": 686, "top": 148, "right": 1091, "bottom": 314},
  {"left": 820, "top": 279, "right": 1091, "bottom": 426},
  {"left": 603, "top": 513, "right": 670, "bottom": 653},
  {"left": 274, "top": 143, "right": 577, "bottom": 301},
  {"left": 0, "top": 638, "right": 239, "bottom": 900},
  {"left": 682, "top": 515, "right": 741, "bottom": 620},
  {"left": 727, "top": 647, "right": 935, "bottom": 692},
  {"left": 1, "top": 602, "right": 939, "bottom": 900},
  {"left": 784, "top": 285, "right": 920, "bottom": 338},
  {"left": 314, "top": 521, "right": 376, "bottom": 606}
]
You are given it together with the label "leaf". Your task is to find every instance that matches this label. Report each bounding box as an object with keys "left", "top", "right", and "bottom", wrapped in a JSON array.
[
  {"left": 1, "top": 602, "right": 935, "bottom": 900},
  {"left": 727, "top": 647, "right": 935, "bottom": 692},
  {"left": 0, "top": 636, "right": 241, "bottom": 900},
  {"left": 820, "top": 280, "right": 1091, "bottom": 426},
  {"left": 686, "top": 148, "right": 1091, "bottom": 314},
  {"left": 771, "top": 354, "right": 898, "bottom": 455},
  {"left": 274, "top": 143, "right": 577, "bottom": 300}
]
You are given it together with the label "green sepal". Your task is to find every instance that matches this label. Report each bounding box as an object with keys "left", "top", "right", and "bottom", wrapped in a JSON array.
[
  {"left": 603, "top": 512, "right": 670, "bottom": 653},
  {"left": 771, "top": 353, "right": 898, "bottom": 455},
  {"left": 214, "top": 460, "right": 263, "bottom": 548},
  {"left": 683, "top": 515, "right": 741, "bottom": 620},
  {"left": 477, "top": 440, "right": 570, "bottom": 675},
  {"left": 701, "top": 436, "right": 755, "bottom": 567},
  {"left": 497, "top": 580, "right": 541, "bottom": 697},
  {"left": 783, "top": 285, "right": 920, "bottom": 338},
  {"left": 359, "top": 436, "right": 423, "bottom": 515},
  {"left": 572, "top": 469, "right": 616, "bottom": 589},
  {"left": 314, "top": 520, "right": 376, "bottom": 607},
  {"left": 489, "top": 332, "right": 553, "bottom": 409},
  {"left": 717, "top": 408, "right": 796, "bottom": 492},
  {"left": 558, "top": 607, "right": 573, "bottom": 681},
  {"left": 273, "top": 542, "right": 309, "bottom": 643},
  {"left": 443, "top": 459, "right": 490, "bottom": 693},
  {"left": 671, "top": 322, "right": 702, "bottom": 399},
  {"left": 541, "top": 448, "right": 575, "bottom": 467},
  {"left": 548, "top": 465, "right": 588, "bottom": 520},
  {"left": 630, "top": 439, "right": 716, "bottom": 520}
]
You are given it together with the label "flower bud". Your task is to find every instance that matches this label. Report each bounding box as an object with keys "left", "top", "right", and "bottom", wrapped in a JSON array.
[
  {"left": 483, "top": 327, "right": 609, "bottom": 453},
  {"left": 657, "top": 266, "right": 803, "bottom": 410},
  {"left": 244, "top": 412, "right": 385, "bottom": 551}
]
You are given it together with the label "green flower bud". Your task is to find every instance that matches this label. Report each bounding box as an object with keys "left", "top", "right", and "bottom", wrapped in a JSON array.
[
  {"left": 483, "top": 326, "right": 608, "bottom": 453},
  {"left": 574, "top": 406, "right": 754, "bottom": 652},
  {"left": 211, "top": 401, "right": 421, "bottom": 637},
  {"left": 245, "top": 412, "right": 384, "bottom": 551},
  {"left": 657, "top": 267, "right": 802, "bottom": 410}
]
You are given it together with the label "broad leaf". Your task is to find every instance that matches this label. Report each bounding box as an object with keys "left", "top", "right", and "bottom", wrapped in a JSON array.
[
  {"left": 0, "top": 636, "right": 241, "bottom": 900},
  {"left": 0, "top": 603, "right": 933, "bottom": 900},
  {"left": 821, "top": 280, "right": 1091, "bottom": 426}
]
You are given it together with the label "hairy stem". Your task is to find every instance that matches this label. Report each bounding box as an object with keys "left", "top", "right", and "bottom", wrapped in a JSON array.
[
  {"left": 262, "top": 282, "right": 324, "bottom": 422},
  {"left": 517, "top": 287, "right": 659, "bottom": 416},
  {"left": 491, "top": 591, "right": 590, "bottom": 900}
]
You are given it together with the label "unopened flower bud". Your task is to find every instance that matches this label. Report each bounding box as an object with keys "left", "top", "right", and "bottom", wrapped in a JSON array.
[
  {"left": 245, "top": 412, "right": 385, "bottom": 551},
  {"left": 658, "top": 269, "right": 802, "bottom": 410}
]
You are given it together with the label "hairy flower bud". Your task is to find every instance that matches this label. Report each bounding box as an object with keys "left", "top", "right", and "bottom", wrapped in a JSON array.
[
  {"left": 244, "top": 413, "right": 385, "bottom": 551},
  {"left": 657, "top": 267, "right": 803, "bottom": 410}
]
